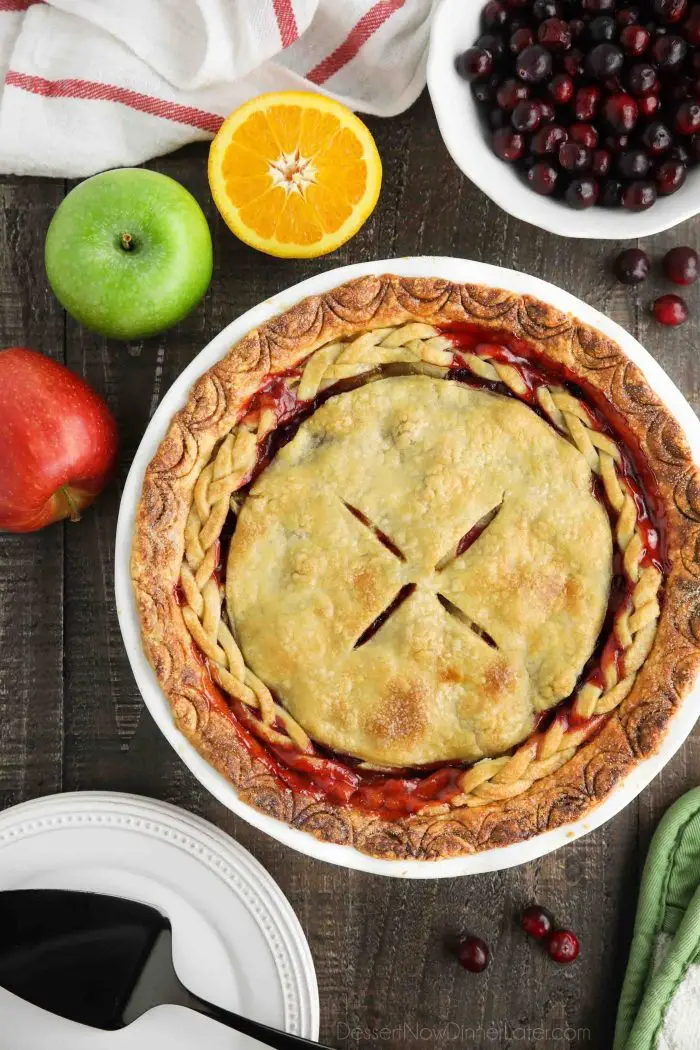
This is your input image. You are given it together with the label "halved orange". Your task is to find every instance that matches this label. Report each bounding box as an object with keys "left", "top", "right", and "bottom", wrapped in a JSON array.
[{"left": 208, "top": 91, "right": 382, "bottom": 259}]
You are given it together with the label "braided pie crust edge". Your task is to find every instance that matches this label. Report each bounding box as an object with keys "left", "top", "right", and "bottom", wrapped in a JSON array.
[{"left": 131, "top": 275, "right": 700, "bottom": 861}]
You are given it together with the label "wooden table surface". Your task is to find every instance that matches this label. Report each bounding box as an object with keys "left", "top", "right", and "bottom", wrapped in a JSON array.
[{"left": 1, "top": 90, "right": 699, "bottom": 1050}]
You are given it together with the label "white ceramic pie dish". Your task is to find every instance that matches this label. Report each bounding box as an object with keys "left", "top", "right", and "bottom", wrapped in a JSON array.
[
  {"left": 427, "top": 0, "right": 700, "bottom": 239},
  {"left": 115, "top": 256, "right": 700, "bottom": 878}
]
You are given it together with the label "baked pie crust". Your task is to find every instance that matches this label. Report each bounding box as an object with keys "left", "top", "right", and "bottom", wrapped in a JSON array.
[
  {"left": 131, "top": 274, "right": 700, "bottom": 861},
  {"left": 230, "top": 376, "right": 612, "bottom": 767}
]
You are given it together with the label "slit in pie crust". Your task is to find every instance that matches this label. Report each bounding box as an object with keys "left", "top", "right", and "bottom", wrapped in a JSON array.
[{"left": 131, "top": 274, "right": 700, "bottom": 861}]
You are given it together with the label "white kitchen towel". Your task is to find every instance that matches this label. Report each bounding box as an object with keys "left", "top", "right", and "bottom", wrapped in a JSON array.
[{"left": 0, "top": 0, "right": 435, "bottom": 177}]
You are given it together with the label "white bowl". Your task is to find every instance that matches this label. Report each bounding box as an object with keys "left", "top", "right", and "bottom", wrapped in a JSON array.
[
  {"left": 116, "top": 256, "right": 700, "bottom": 878},
  {"left": 427, "top": 0, "right": 700, "bottom": 239}
]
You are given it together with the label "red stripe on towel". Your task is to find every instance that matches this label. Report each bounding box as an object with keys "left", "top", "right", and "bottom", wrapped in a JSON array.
[
  {"left": 272, "top": 0, "right": 299, "bottom": 48},
  {"left": 0, "top": 0, "right": 44, "bottom": 10},
  {"left": 5, "top": 71, "right": 223, "bottom": 134},
  {"left": 306, "top": 0, "right": 405, "bottom": 85}
]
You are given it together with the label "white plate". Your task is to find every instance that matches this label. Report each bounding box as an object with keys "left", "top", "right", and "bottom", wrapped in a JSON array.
[
  {"left": 0, "top": 792, "right": 319, "bottom": 1049},
  {"left": 116, "top": 256, "right": 700, "bottom": 878},
  {"left": 427, "top": 0, "right": 700, "bottom": 239}
]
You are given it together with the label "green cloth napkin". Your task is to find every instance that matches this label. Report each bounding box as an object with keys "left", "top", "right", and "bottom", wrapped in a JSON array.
[{"left": 614, "top": 787, "right": 700, "bottom": 1050}]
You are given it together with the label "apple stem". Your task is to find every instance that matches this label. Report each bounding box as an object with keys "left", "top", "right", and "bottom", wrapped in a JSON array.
[
  {"left": 60, "top": 486, "right": 81, "bottom": 523},
  {"left": 120, "top": 232, "right": 134, "bottom": 251}
]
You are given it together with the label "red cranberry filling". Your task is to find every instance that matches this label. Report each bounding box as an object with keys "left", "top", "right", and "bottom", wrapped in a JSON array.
[
  {"left": 181, "top": 326, "right": 665, "bottom": 819},
  {"left": 459, "top": 0, "right": 700, "bottom": 210}
]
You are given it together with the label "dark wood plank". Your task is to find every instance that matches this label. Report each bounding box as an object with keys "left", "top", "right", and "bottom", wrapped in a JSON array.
[
  {"left": 4, "top": 87, "right": 700, "bottom": 1050},
  {"left": 0, "top": 176, "right": 65, "bottom": 809}
]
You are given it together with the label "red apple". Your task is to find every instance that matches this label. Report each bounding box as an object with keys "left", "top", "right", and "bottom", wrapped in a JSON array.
[{"left": 0, "top": 347, "right": 119, "bottom": 532}]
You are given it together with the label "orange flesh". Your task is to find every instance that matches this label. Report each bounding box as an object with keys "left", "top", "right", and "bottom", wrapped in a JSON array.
[{"left": 213, "top": 98, "right": 379, "bottom": 251}]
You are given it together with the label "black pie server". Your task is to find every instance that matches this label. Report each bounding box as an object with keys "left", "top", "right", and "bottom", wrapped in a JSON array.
[{"left": 0, "top": 889, "right": 324, "bottom": 1047}]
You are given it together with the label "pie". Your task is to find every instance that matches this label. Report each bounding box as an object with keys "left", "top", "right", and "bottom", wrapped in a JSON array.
[{"left": 131, "top": 274, "right": 700, "bottom": 861}]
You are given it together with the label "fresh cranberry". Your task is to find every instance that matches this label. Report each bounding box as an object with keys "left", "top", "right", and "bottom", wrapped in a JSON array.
[
  {"left": 685, "top": 4, "right": 700, "bottom": 44},
  {"left": 516, "top": 44, "right": 553, "bottom": 83},
  {"left": 482, "top": 0, "right": 507, "bottom": 29},
  {"left": 531, "top": 123, "right": 569, "bottom": 153},
  {"left": 605, "top": 131, "right": 631, "bottom": 152},
  {"left": 559, "top": 141, "right": 592, "bottom": 170},
  {"left": 512, "top": 99, "right": 542, "bottom": 132},
  {"left": 592, "top": 147, "right": 612, "bottom": 175},
  {"left": 549, "top": 73, "right": 574, "bottom": 103},
  {"left": 575, "top": 85, "right": 601, "bottom": 120},
  {"left": 586, "top": 42, "right": 624, "bottom": 79},
  {"left": 589, "top": 15, "right": 617, "bottom": 41},
  {"left": 565, "top": 176, "right": 599, "bottom": 207},
  {"left": 569, "top": 17, "right": 586, "bottom": 38},
  {"left": 656, "top": 160, "right": 688, "bottom": 193},
  {"left": 521, "top": 905, "right": 554, "bottom": 940},
  {"left": 642, "top": 120, "right": 673, "bottom": 154},
  {"left": 492, "top": 127, "right": 525, "bottom": 161},
  {"left": 670, "top": 141, "right": 692, "bottom": 163},
  {"left": 539, "top": 100, "right": 556, "bottom": 122},
  {"left": 527, "top": 161, "right": 559, "bottom": 194},
  {"left": 570, "top": 122, "right": 599, "bottom": 147},
  {"left": 510, "top": 26, "right": 534, "bottom": 53},
  {"left": 621, "top": 24, "right": 650, "bottom": 54},
  {"left": 458, "top": 936, "right": 490, "bottom": 973},
  {"left": 653, "top": 294, "right": 689, "bottom": 325},
  {"left": 622, "top": 179, "right": 658, "bottom": 209},
  {"left": 653, "top": 0, "right": 688, "bottom": 21},
  {"left": 663, "top": 246, "right": 699, "bottom": 284},
  {"left": 651, "top": 33, "right": 688, "bottom": 68},
  {"left": 639, "top": 93, "right": 661, "bottom": 117},
  {"left": 456, "top": 47, "right": 493, "bottom": 81},
  {"left": 614, "top": 247, "right": 651, "bottom": 283},
  {"left": 533, "top": 0, "right": 560, "bottom": 18},
  {"left": 669, "top": 76, "right": 695, "bottom": 101},
  {"left": 496, "top": 78, "right": 530, "bottom": 110},
  {"left": 602, "top": 72, "right": 624, "bottom": 94},
  {"left": 488, "top": 107, "right": 509, "bottom": 129},
  {"left": 548, "top": 930, "right": 580, "bottom": 964},
  {"left": 618, "top": 147, "right": 651, "bottom": 177},
  {"left": 604, "top": 93, "right": 638, "bottom": 132},
  {"left": 675, "top": 101, "right": 700, "bottom": 134},
  {"left": 477, "top": 33, "right": 506, "bottom": 61},
  {"left": 472, "top": 77, "right": 497, "bottom": 104},
  {"left": 562, "top": 47, "right": 586, "bottom": 77},
  {"left": 538, "top": 17, "right": 572, "bottom": 49},
  {"left": 627, "top": 62, "right": 659, "bottom": 95},
  {"left": 600, "top": 178, "right": 624, "bottom": 206},
  {"left": 617, "top": 6, "right": 641, "bottom": 25},
  {"left": 583, "top": 0, "right": 615, "bottom": 10}
]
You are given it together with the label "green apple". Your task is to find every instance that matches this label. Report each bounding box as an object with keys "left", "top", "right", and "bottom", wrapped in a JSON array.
[{"left": 45, "top": 168, "right": 213, "bottom": 341}]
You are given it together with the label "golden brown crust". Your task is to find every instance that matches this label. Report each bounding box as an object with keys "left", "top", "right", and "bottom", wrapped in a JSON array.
[{"left": 131, "top": 274, "right": 700, "bottom": 861}]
